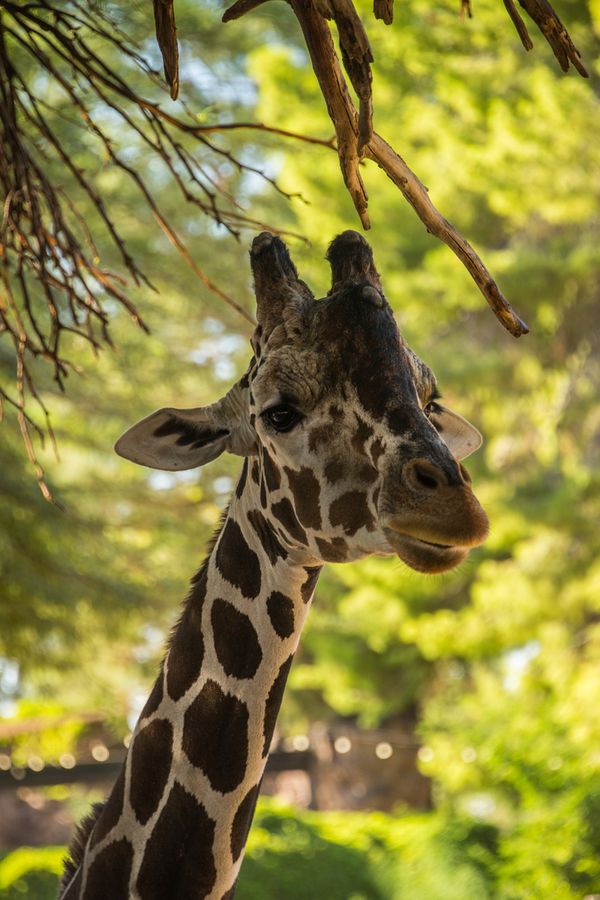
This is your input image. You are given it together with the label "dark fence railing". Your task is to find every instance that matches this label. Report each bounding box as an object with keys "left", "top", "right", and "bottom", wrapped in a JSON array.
[{"left": 0, "top": 749, "right": 314, "bottom": 792}]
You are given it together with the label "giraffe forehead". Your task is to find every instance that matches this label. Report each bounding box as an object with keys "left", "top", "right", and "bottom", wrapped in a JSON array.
[
  {"left": 251, "top": 346, "right": 323, "bottom": 410},
  {"left": 251, "top": 295, "right": 435, "bottom": 417},
  {"left": 311, "top": 292, "right": 437, "bottom": 397}
]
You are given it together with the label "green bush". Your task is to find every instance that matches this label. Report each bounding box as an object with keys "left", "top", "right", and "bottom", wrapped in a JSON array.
[
  {"left": 0, "top": 846, "right": 65, "bottom": 900},
  {"left": 0, "top": 804, "right": 497, "bottom": 900},
  {"left": 239, "top": 801, "right": 495, "bottom": 900},
  {"left": 19, "top": 800, "right": 600, "bottom": 899}
]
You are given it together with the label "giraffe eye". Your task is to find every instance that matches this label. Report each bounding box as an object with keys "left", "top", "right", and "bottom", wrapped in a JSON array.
[
  {"left": 262, "top": 404, "right": 302, "bottom": 433},
  {"left": 424, "top": 400, "right": 441, "bottom": 418}
]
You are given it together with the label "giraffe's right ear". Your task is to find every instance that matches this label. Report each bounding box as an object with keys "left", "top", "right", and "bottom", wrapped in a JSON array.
[{"left": 114, "top": 384, "right": 256, "bottom": 471}]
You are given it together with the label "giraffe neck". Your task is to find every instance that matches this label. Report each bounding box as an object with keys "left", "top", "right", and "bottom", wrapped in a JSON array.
[{"left": 63, "top": 459, "right": 321, "bottom": 900}]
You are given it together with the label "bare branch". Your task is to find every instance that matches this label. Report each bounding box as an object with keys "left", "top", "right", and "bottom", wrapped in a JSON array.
[
  {"left": 366, "top": 136, "right": 529, "bottom": 337},
  {"left": 516, "top": 0, "right": 588, "bottom": 75},
  {"left": 503, "top": 0, "right": 534, "bottom": 51},
  {"left": 153, "top": 0, "right": 180, "bottom": 99},
  {"left": 1, "top": 0, "right": 319, "bottom": 489},
  {"left": 317, "top": 1, "right": 374, "bottom": 152},
  {"left": 289, "top": 0, "right": 370, "bottom": 228},
  {"left": 222, "top": 0, "right": 271, "bottom": 22},
  {"left": 373, "top": 1, "right": 394, "bottom": 25},
  {"left": 225, "top": 0, "right": 540, "bottom": 336}
]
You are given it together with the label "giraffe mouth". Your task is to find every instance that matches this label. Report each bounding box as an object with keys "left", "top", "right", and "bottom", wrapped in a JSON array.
[
  {"left": 416, "top": 538, "right": 453, "bottom": 549},
  {"left": 383, "top": 528, "right": 469, "bottom": 574}
]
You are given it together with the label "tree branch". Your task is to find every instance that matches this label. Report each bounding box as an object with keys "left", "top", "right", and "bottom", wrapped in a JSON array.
[
  {"left": 225, "top": 0, "right": 581, "bottom": 337},
  {"left": 0, "top": 0, "right": 322, "bottom": 490}
]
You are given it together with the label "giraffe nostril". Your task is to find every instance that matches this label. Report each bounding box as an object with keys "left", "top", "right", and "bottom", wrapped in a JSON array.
[
  {"left": 404, "top": 459, "right": 447, "bottom": 492},
  {"left": 415, "top": 466, "right": 439, "bottom": 490}
]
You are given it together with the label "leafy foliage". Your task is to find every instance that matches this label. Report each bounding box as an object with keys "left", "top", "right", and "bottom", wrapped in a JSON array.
[{"left": 0, "top": 802, "right": 497, "bottom": 900}]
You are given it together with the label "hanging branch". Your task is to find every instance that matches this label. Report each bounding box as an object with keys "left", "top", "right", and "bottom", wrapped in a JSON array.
[
  {"left": 222, "top": 0, "right": 589, "bottom": 338},
  {"left": 0, "top": 0, "right": 328, "bottom": 495},
  {"left": 153, "top": 0, "right": 180, "bottom": 99}
]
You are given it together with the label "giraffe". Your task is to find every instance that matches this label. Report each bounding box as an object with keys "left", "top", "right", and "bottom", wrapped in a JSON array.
[{"left": 58, "top": 230, "right": 489, "bottom": 899}]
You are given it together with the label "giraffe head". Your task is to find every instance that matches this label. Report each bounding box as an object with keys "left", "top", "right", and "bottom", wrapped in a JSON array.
[{"left": 116, "top": 232, "right": 488, "bottom": 573}]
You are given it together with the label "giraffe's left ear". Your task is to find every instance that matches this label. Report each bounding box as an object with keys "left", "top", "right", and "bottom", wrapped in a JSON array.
[
  {"left": 114, "top": 383, "right": 256, "bottom": 471},
  {"left": 427, "top": 405, "right": 483, "bottom": 460}
]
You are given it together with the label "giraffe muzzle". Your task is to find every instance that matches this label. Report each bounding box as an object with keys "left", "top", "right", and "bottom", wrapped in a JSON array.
[
  {"left": 380, "top": 463, "right": 489, "bottom": 573},
  {"left": 383, "top": 528, "right": 471, "bottom": 573}
]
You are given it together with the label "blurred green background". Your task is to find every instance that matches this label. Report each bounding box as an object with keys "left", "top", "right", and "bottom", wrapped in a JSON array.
[{"left": 1, "top": 0, "right": 599, "bottom": 897}]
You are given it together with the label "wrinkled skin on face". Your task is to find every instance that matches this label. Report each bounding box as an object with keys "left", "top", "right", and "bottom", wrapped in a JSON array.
[{"left": 116, "top": 231, "right": 488, "bottom": 573}]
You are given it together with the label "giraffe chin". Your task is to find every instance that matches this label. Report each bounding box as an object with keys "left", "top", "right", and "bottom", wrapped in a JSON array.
[{"left": 384, "top": 530, "right": 469, "bottom": 574}]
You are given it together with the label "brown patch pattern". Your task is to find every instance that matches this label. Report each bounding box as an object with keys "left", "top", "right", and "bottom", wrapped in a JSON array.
[
  {"left": 266, "top": 591, "right": 295, "bottom": 639},
  {"left": 386, "top": 406, "right": 413, "bottom": 436},
  {"left": 230, "top": 782, "right": 261, "bottom": 863},
  {"left": 353, "top": 371, "right": 387, "bottom": 420},
  {"left": 300, "top": 566, "right": 321, "bottom": 604},
  {"left": 284, "top": 466, "right": 322, "bottom": 530},
  {"left": 211, "top": 598, "right": 263, "bottom": 680},
  {"left": 166, "top": 567, "right": 207, "bottom": 701},
  {"left": 329, "top": 490, "right": 374, "bottom": 536},
  {"left": 235, "top": 458, "right": 248, "bottom": 499},
  {"left": 263, "top": 655, "right": 294, "bottom": 756},
  {"left": 262, "top": 449, "right": 281, "bottom": 491},
  {"left": 216, "top": 519, "right": 262, "bottom": 600},
  {"left": 136, "top": 782, "right": 217, "bottom": 900},
  {"left": 315, "top": 536, "right": 348, "bottom": 562},
  {"left": 183, "top": 680, "right": 249, "bottom": 794},
  {"left": 271, "top": 497, "right": 308, "bottom": 546},
  {"left": 140, "top": 668, "right": 164, "bottom": 720},
  {"left": 247, "top": 509, "right": 287, "bottom": 565},
  {"left": 84, "top": 838, "right": 133, "bottom": 900},
  {"left": 90, "top": 768, "right": 125, "bottom": 850},
  {"left": 359, "top": 463, "right": 378, "bottom": 484},
  {"left": 308, "top": 424, "right": 331, "bottom": 453},
  {"left": 130, "top": 719, "right": 174, "bottom": 825}
]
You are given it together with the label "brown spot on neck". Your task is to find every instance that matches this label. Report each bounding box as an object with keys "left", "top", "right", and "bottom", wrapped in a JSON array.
[
  {"left": 85, "top": 838, "right": 133, "bottom": 900},
  {"left": 300, "top": 566, "right": 321, "bottom": 604},
  {"left": 247, "top": 509, "right": 288, "bottom": 565},
  {"left": 262, "top": 449, "right": 281, "bottom": 491},
  {"left": 284, "top": 466, "right": 322, "bottom": 530},
  {"left": 136, "top": 782, "right": 217, "bottom": 899},
  {"left": 216, "top": 519, "right": 262, "bottom": 600},
  {"left": 183, "top": 680, "right": 249, "bottom": 794},
  {"left": 130, "top": 719, "right": 173, "bottom": 825},
  {"left": 315, "top": 536, "right": 348, "bottom": 562},
  {"left": 211, "top": 599, "right": 263, "bottom": 680},
  {"left": 329, "top": 490, "right": 375, "bottom": 536},
  {"left": 263, "top": 655, "right": 294, "bottom": 756},
  {"left": 271, "top": 497, "right": 308, "bottom": 546}
]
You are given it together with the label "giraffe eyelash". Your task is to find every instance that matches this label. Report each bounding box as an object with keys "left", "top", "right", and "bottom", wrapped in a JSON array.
[
  {"left": 423, "top": 387, "right": 441, "bottom": 415},
  {"left": 261, "top": 403, "right": 304, "bottom": 433}
]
